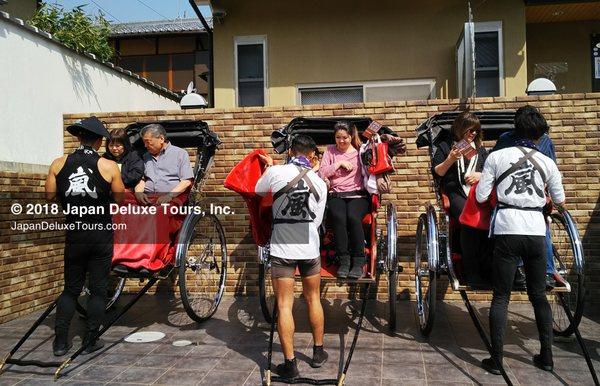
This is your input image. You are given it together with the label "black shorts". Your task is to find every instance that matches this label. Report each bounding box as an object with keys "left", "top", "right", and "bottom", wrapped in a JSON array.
[{"left": 270, "top": 256, "right": 321, "bottom": 279}]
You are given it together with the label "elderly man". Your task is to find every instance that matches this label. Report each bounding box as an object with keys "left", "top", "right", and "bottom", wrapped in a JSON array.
[{"left": 134, "top": 123, "right": 194, "bottom": 204}]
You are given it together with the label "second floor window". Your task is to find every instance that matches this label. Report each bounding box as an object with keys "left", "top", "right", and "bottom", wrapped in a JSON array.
[{"left": 235, "top": 36, "right": 267, "bottom": 107}]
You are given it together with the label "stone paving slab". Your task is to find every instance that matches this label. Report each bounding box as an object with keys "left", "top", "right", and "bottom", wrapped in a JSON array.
[{"left": 0, "top": 296, "right": 598, "bottom": 385}]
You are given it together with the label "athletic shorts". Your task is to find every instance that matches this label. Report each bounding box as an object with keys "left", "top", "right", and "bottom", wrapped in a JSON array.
[{"left": 270, "top": 256, "right": 321, "bottom": 279}]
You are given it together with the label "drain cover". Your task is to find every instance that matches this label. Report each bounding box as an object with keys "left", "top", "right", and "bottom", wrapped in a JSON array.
[
  {"left": 124, "top": 331, "right": 165, "bottom": 343},
  {"left": 172, "top": 340, "right": 192, "bottom": 347}
]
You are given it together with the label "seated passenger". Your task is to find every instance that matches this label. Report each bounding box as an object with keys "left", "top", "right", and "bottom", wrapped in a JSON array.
[
  {"left": 432, "top": 112, "right": 488, "bottom": 219},
  {"left": 112, "top": 124, "right": 194, "bottom": 274},
  {"left": 432, "top": 112, "right": 490, "bottom": 287},
  {"left": 134, "top": 123, "right": 194, "bottom": 204},
  {"left": 103, "top": 128, "right": 144, "bottom": 191},
  {"left": 319, "top": 122, "right": 369, "bottom": 280}
]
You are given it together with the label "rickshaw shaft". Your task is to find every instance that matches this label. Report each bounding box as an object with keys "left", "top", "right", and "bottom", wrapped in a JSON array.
[{"left": 558, "top": 293, "right": 599, "bottom": 386}]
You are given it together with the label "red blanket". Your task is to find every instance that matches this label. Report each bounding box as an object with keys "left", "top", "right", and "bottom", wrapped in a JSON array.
[
  {"left": 112, "top": 191, "right": 186, "bottom": 271},
  {"left": 224, "top": 149, "right": 273, "bottom": 246}
]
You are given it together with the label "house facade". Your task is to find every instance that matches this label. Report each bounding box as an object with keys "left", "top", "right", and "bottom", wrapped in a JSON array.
[
  {"left": 109, "top": 19, "right": 211, "bottom": 96},
  {"left": 203, "top": 0, "right": 600, "bottom": 108}
]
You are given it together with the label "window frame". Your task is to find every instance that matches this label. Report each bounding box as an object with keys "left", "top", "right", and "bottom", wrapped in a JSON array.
[
  {"left": 296, "top": 79, "right": 436, "bottom": 105},
  {"left": 456, "top": 21, "right": 504, "bottom": 98},
  {"left": 474, "top": 21, "right": 504, "bottom": 97},
  {"left": 234, "top": 35, "right": 268, "bottom": 107}
]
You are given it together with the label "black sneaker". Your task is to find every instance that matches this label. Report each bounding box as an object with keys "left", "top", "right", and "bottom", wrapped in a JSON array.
[
  {"left": 310, "top": 345, "right": 329, "bottom": 368},
  {"left": 348, "top": 256, "right": 365, "bottom": 280},
  {"left": 533, "top": 353, "right": 553, "bottom": 372},
  {"left": 337, "top": 256, "right": 351, "bottom": 279},
  {"left": 275, "top": 358, "right": 299, "bottom": 379},
  {"left": 81, "top": 333, "right": 104, "bottom": 355},
  {"left": 52, "top": 339, "right": 72, "bottom": 357},
  {"left": 481, "top": 357, "right": 502, "bottom": 375}
]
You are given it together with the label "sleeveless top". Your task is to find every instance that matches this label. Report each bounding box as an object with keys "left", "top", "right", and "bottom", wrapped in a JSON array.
[{"left": 56, "top": 146, "right": 112, "bottom": 226}]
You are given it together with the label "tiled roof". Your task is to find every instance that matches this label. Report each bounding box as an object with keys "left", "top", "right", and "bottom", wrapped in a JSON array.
[
  {"left": 110, "top": 18, "right": 211, "bottom": 36},
  {"left": 0, "top": 11, "right": 180, "bottom": 101}
]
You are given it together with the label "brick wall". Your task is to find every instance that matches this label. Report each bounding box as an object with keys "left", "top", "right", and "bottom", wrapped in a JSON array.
[
  {"left": 1, "top": 93, "right": 597, "bottom": 323},
  {"left": 61, "top": 94, "right": 600, "bottom": 304},
  {"left": 0, "top": 171, "right": 65, "bottom": 324}
]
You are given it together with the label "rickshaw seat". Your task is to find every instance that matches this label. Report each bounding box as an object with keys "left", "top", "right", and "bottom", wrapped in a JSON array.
[{"left": 111, "top": 186, "right": 190, "bottom": 272}]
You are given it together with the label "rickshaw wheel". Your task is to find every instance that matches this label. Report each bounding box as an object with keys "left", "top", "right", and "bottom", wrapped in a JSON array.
[
  {"left": 76, "top": 275, "right": 125, "bottom": 317},
  {"left": 549, "top": 212, "right": 584, "bottom": 337},
  {"left": 178, "top": 213, "right": 228, "bottom": 323},
  {"left": 415, "top": 212, "right": 436, "bottom": 337},
  {"left": 258, "top": 247, "right": 275, "bottom": 323},
  {"left": 385, "top": 203, "right": 398, "bottom": 332}
]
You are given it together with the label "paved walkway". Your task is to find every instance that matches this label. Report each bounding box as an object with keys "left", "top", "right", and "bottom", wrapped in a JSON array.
[{"left": 0, "top": 296, "right": 598, "bottom": 385}]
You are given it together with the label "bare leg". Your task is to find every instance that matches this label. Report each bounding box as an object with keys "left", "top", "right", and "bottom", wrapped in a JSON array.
[
  {"left": 273, "top": 277, "right": 295, "bottom": 360},
  {"left": 302, "top": 273, "right": 324, "bottom": 346}
]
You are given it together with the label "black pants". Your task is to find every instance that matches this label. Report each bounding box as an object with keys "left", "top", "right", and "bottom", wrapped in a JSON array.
[
  {"left": 460, "top": 225, "right": 493, "bottom": 285},
  {"left": 55, "top": 230, "right": 113, "bottom": 338},
  {"left": 447, "top": 190, "right": 466, "bottom": 221},
  {"left": 489, "top": 235, "right": 552, "bottom": 359},
  {"left": 327, "top": 196, "right": 370, "bottom": 259}
]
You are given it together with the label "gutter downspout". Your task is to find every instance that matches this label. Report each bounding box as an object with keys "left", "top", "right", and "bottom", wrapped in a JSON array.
[{"left": 189, "top": 0, "right": 214, "bottom": 108}]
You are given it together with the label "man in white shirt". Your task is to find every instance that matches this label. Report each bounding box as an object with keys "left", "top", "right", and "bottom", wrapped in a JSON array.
[
  {"left": 256, "top": 135, "right": 328, "bottom": 379},
  {"left": 476, "top": 105, "right": 566, "bottom": 375}
]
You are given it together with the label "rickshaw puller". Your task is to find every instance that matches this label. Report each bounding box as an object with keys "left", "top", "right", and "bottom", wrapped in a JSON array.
[
  {"left": 45, "top": 116, "right": 124, "bottom": 357},
  {"left": 256, "top": 135, "right": 328, "bottom": 379},
  {"left": 475, "top": 106, "right": 565, "bottom": 374}
]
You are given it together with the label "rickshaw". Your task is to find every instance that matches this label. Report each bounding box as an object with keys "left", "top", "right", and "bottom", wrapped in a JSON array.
[
  {"left": 412, "top": 110, "right": 598, "bottom": 385},
  {"left": 0, "top": 120, "right": 228, "bottom": 379},
  {"left": 252, "top": 117, "right": 402, "bottom": 385}
]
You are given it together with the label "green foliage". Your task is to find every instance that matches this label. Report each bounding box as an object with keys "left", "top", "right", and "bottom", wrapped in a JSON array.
[{"left": 29, "top": 2, "right": 114, "bottom": 62}]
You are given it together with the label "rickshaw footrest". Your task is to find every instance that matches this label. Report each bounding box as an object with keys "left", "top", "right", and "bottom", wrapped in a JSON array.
[{"left": 270, "top": 376, "right": 338, "bottom": 385}]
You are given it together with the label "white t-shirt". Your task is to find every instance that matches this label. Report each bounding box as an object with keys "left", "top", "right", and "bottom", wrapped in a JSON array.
[
  {"left": 255, "top": 164, "right": 327, "bottom": 260},
  {"left": 476, "top": 147, "right": 565, "bottom": 236}
]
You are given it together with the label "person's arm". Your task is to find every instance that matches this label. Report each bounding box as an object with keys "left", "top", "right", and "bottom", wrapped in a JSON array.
[
  {"left": 44, "top": 159, "right": 60, "bottom": 201},
  {"left": 545, "top": 161, "right": 566, "bottom": 209},
  {"left": 99, "top": 158, "right": 125, "bottom": 204},
  {"left": 134, "top": 178, "right": 150, "bottom": 205},
  {"left": 475, "top": 156, "right": 496, "bottom": 203},
  {"left": 122, "top": 153, "right": 144, "bottom": 188},
  {"left": 254, "top": 167, "right": 273, "bottom": 197},
  {"left": 318, "top": 148, "right": 339, "bottom": 178},
  {"left": 108, "top": 162, "right": 125, "bottom": 204},
  {"left": 433, "top": 146, "right": 461, "bottom": 177}
]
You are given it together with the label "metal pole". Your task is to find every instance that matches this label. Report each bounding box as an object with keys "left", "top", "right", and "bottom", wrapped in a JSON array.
[{"left": 189, "top": 0, "right": 214, "bottom": 107}]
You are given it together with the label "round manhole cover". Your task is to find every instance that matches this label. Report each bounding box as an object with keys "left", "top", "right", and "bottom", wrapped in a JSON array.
[
  {"left": 124, "top": 331, "right": 165, "bottom": 343},
  {"left": 172, "top": 340, "right": 192, "bottom": 347}
]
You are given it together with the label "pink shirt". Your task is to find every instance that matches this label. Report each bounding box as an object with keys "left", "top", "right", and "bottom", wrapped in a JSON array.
[{"left": 319, "top": 145, "right": 364, "bottom": 193}]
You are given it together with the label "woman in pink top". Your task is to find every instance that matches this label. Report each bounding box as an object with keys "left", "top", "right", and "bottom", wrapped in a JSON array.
[{"left": 319, "top": 122, "right": 369, "bottom": 279}]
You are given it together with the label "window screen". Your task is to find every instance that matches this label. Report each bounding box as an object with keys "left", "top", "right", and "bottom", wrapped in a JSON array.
[
  {"left": 475, "top": 31, "right": 500, "bottom": 97},
  {"left": 300, "top": 87, "right": 363, "bottom": 105},
  {"left": 237, "top": 43, "right": 265, "bottom": 107}
]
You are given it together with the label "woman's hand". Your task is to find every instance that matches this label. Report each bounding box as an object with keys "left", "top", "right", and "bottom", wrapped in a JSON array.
[
  {"left": 258, "top": 153, "right": 274, "bottom": 167},
  {"left": 337, "top": 161, "right": 353, "bottom": 171},
  {"left": 465, "top": 172, "right": 481, "bottom": 186},
  {"left": 447, "top": 147, "right": 461, "bottom": 163}
]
